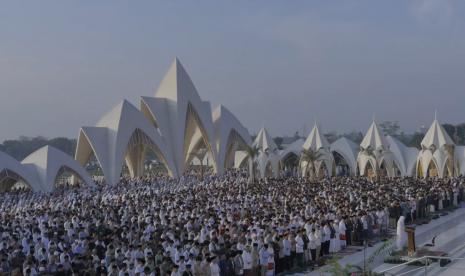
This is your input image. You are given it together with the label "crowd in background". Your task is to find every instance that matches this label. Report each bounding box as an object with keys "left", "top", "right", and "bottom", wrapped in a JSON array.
[{"left": 0, "top": 170, "right": 463, "bottom": 276}]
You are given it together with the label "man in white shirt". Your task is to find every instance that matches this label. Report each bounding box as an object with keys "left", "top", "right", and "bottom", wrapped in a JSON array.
[
  {"left": 295, "top": 231, "right": 304, "bottom": 268},
  {"left": 282, "top": 235, "right": 291, "bottom": 271},
  {"left": 242, "top": 245, "right": 253, "bottom": 276},
  {"left": 323, "top": 222, "right": 331, "bottom": 256},
  {"left": 308, "top": 228, "right": 318, "bottom": 265}
]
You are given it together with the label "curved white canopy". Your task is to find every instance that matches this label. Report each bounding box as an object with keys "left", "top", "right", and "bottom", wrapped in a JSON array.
[
  {"left": 386, "top": 136, "right": 418, "bottom": 176},
  {"left": 213, "top": 105, "right": 252, "bottom": 172},
  {"left": 330, "top": 137, "right": 358, "bottom": 175},
  {"left": 141, "top": 58, "right": 219, "bottom": 174},
  {"left": 22, "top": 146, "right": 95, "bottom": 192},
  {"left": 279, "top": 138, "right": 304, "bottom": 162},
  {"left": 0, "top": 151, "right": 43, "bottom": 192},
  {"left": 75, "top": 100, "right": 177, "bottom": 185}
]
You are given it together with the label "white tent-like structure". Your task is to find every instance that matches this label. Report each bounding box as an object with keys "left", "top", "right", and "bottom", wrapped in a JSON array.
[
  {"left": 417, "top": 119, "right": 457, "bottom": 178},
  {"left": 279, "top": 138, "right": 304, "bottom": 176},
  {"left": 0, "top": 151, "right": 43, "bottom": 193},
  {"left": 6, "top": 58, "right": 465, "bottom": 193},
  {"left": 454, "top": 146, "right": 465, "bottom": 176},
  {"left": 386, "top": 136, "right": 418, "bottom": 177},
  {"left": 301, "top": 123, "right": 333, "bottom": 178},
  {"left": 357, "top": 120, "right": 397, "bottom": 178},
  {"left": 75, "top": 100, "right": 177, "bottom": 185},
  {"left": 330, "top": 137, "right": 359, "bottom": 176},
  {"left": 75, "top": 58, "right": 251, "bottom": 185},
  {"left": 22, "top": 146, "right": 95, "bottom": 192},
  {"left": 213, "top": 105, "right": 252, "bottom": 173},
  {"left": 252, "top": 127, "right": 280, "bottom": 178}
]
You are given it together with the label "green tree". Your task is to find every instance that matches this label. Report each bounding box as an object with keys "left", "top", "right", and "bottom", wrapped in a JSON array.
[
  {"left": 273, "top": 137, "right": 283, "bottom": 150},
  {"left": 380, "top": 121, "right": 400, "bottom": 137},
  {"left": 0, "top": 136, "right": 76, "bottom": 160},
  {"left": 408, "top": 132, "right": 424, "bottom": 149},
  {"left": 324, "top": 131, "right": 339, "bottom": 143}
]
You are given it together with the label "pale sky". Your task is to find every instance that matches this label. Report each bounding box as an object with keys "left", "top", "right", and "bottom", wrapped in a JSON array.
[{"left": 1, "top": 0, "right": 465, "bottom": 141}]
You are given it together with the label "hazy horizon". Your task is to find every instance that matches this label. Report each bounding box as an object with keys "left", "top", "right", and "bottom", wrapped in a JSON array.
[{"left": 1, "top": 0, "right": 465, "bottom": 142}]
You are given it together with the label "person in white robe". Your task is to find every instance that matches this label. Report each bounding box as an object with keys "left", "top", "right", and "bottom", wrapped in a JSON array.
[
  {"left": 396, "top": 216, "right": 407, "bottom": 250},
  {"left": 329, "top": 221, "right": 340, "bottom": 253},
  {"left": 338, "top": 219, "right": 347, "bottom": 249}
]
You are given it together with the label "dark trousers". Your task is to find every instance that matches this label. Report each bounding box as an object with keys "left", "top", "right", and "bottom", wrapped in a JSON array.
[
  {"left": 310, "top": 249, "right": 316, "bottom": 262},
  {"left": 284, "top": 255, "right": 291, "bottom": 271},
  {"left": 321, "top": 241, "right": 330, "bottom": 255},
  {"left": 296, "top": 252, "right": 304, "bottom": 267},
  {"left": 276, "top": 258, "right": 284, "bottom": 273},
  {"left": 290, "top": 251, "right": 296, "bottom": 267}
]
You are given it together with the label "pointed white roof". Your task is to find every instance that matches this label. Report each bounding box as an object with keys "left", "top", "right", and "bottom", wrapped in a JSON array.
[
  {"left": 154, "top": 58, "right": 202, "bottom": 102},
  {"left": 360, "top": 120, "right": 389, "bottom": 150},
  {"left": 421, "top": 119, "right": 454, "bottom": 150},
  {"left": 303, "top": 123, "right": 329, "bottom": 151},
  {"left": 253, "top": 127, "right": 277, "bottom": 152},
  {"left": 330, "top": 137, "right": 359, "bottom": 173},
  {"left": 96, "top": 100, "right": 133, "bottom": 131},
  {"left": 22, "top": 146, "right": 95, "bottom": 191}
]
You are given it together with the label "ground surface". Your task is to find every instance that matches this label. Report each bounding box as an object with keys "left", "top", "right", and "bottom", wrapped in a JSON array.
[{"left": 288, "top": 206, "right": 465, "bottom": 275}]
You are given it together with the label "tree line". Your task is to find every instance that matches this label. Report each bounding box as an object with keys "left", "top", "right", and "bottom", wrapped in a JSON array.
[{"left": 0, "top": 136, "right": 76, "bottom": 161}]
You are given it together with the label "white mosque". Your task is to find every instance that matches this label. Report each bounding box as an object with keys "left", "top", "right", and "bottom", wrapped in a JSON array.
[{"left": 0, "top": 59, "right": 463, "bottom": 193}]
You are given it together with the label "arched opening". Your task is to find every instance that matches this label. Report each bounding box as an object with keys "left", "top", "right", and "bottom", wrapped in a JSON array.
[
  {"left": 224, "top": 130, "right": 249, "bottom": 171},
  {"left": 54, "top": 166, "right": 87, "bottom": 189},
  {"left": 186, "top": 146, "right": 213, "bottom": 179},
  {"left": 332, "top": 151, "right": 350, "bottom": 176},
  {"left": 183, "top": 103, "right": 217, "bottom": 174},
  {"left": 443, "top": 160, "right": 452, "bottom": 178},
  {"left": 417, "top": 160, "right": 424, "bottom": 178},
  {"left": 238, "top": 153, "right": 249, "bottom": 169},
  {"left": 123, "top": 128, "right": 171, "bottom": 179},
  {"left": 0, "top": 169, "right": 31, "bottom": 193},
  {"left": 364, "top": 160, "right": 376, "bottom": 179},
  {"left": 379, "top": 160, "right": 388, "bottom": 178},
  {"left": 427, "top": 160, "right": 438, "bottom": 178},
  {"left": 75, "top": 131, "right": 106, "bottom": 184},
  {"left": 83, "top": 153, "right": 105, "bottom": 184},
  {"left": 392, "top": 161, "right": 402, "bottom": 177},
  {"left": 265, "top": 161, "right": 274, "bottom": 178},
  {"left": 317, "top": 161, "right": 328, "bottom": 179},
  {"left": 281, "top": 152, "right": 299, "bottom": 177}
]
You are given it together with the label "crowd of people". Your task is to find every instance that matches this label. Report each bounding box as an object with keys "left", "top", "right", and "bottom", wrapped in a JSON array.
[{"left": 0, "top": 170, "right": 463, "bottom": 276}]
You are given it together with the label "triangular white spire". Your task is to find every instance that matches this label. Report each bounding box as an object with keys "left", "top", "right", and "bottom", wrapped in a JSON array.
[
  {"left": 253, "top": 127, "right": 277, "bottom": 152},
  {"left": 96, "top": 100, "right": 133, "bottom": 130},
  {"left": 96, "top": 100, "right": 143, "bottom": 131},
  {"left": 360, "top": 120, "right": 389, "bottom": 150},
  {"left": 421, "top": 119, "right": 454, "bottom": 149},
  {"left": 303, "top": 122, "right": 329, "bottom": 151},
  {"left": 154, "top": 57, "right": 201, "bottom": 102}
]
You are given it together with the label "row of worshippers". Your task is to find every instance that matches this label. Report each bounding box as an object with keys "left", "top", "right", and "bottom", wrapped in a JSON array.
[{"left": 1, "top": 170, "right": 464, "bottom": 276}]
